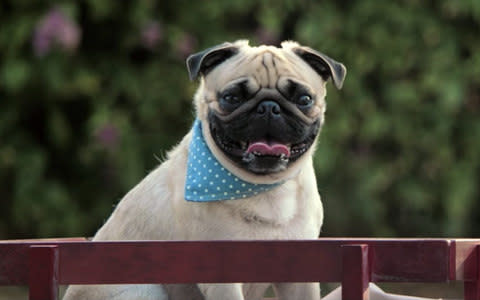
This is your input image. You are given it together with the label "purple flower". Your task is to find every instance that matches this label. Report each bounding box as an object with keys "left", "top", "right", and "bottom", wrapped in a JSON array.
[
  {"left": 95, "top": 123, "right": 119, "bottom": 150},
  {"left": 175, "top": 34, "right": 197, "bottom": 59},
  {"left": 140, "top": 21, "right": 163, "bottom": 50},
  {"left": 33, "top": 7, "right": 81, "bottom": 57}
]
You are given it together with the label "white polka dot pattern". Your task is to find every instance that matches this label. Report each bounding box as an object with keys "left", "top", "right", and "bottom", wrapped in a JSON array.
[{"left": 184, "top": 120, "right": 282, "bottom": 202}]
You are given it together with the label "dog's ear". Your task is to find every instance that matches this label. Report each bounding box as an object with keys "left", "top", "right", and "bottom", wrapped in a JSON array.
[
  {"left": 186, "top": 42, "right": 239, "bottom": 81},
  {"left": 293, "top": 46, "right": 346, "bottom": 89}
]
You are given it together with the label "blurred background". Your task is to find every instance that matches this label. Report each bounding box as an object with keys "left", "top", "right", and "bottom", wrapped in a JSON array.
[{"left": 1, "top": 0, "right": 480, "bottom": 241}]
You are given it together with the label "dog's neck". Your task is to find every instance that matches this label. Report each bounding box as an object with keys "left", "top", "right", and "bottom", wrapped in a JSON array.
[{"left": 184, "top": 119, "right": 284, "bottom": 202}]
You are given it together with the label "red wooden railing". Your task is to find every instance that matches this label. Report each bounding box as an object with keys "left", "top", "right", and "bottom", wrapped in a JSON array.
[{"left": 1, "top": 238, "right": 480, "bottom": 300}]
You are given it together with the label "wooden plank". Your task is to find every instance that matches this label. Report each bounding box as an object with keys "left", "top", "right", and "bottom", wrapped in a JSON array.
[
  {"left": 465, "top": 280, "right": 480, "bottom": 300},
  {"left": 3, "top": 238, "right": 87, "bottom": 243},
  {"left": 342, "top": 244, "right": 370, "bottom": 300},
  {"left": 367, "top": 239, "right": 449, "bottom": 282},
  {"left": 463, "top": 245, "right": 480, "bottom": 300},
  {"left": 29, "top": 245, "right": 58, "bottom": 300},
  {"left": 0, "top": 243, "right": 28, "bottom": 285},
  {"left": 0, "top": 239, "right": 85, "bottom": 285},
  {"left": 58, "top": 240, "right": 340, "bottom": 284},
  {"left": 57, "top": 239, "right": 450, "bottom": 284},
  {"left": 0, "top": 239, "right": 452, "bottom": 285},
  {"left": 451, "top": 240, "right": 480, "bottom": 281}
]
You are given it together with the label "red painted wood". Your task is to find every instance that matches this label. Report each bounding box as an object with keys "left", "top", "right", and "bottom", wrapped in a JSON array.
[
  {"left": 0, "top": 239, "right": 453, "bottom": 286},
  {"left": 56, "top": 240, "right": 450, "bottom": 284},
  {"left": 367, "top": 239, "right": 449, "bottom": 282},
  {"left": 465, "top": 281, "right": 480, "bottom": 300},
  {"left": 0, "top": 239, "right": 449, "bottom": 285},
  {"left": 29, "top": 245, "right": 58, "bottom": 300},
  {"left": 463, "top": 245, "right": 480, "bottom": 300},
  {"left": 0, "top": 238, "right": 84, "bottom": 285},
  {"left": 450, "top": 239, "right": 457, "bottom": 281},
  {"left": 0, "top": 243, "right": 27, "bottom": 285},
  {"left": 342, "top": 244, "right": 370, "bottom": 300},
  {"left": 4, "top": 238, "right": 87, "bottom": 243},
  {"left": 451, "top": 240, "right": 480, "bottom": 281},
  {"left": 58, "top": 240, "right": 339, "bottom": 284}
]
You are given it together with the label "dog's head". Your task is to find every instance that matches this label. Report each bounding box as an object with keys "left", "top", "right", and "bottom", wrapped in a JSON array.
[{"left": 186, "top": 40, "right": 346, "bottom": 184}]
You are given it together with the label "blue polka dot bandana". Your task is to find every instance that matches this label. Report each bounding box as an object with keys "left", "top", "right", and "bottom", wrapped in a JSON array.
[{"left": 184, "top": 119, "right": 282, "bottom": 202}]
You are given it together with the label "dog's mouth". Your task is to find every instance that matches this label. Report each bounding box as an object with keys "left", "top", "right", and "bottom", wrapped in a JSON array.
[
  {"left": 244, "top": 139, "right": 312, "bottom": 160},
  {"left": 212, "top": 127, "right": 315, "bottom": 174}
]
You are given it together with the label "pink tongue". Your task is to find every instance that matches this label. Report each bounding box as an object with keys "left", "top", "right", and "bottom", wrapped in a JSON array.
[{"left": 247, "top": 141, "right": 290, "bottom": 157}]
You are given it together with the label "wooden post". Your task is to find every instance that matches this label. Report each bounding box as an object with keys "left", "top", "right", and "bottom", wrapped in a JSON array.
[
  {"left": 29, "top": 245, "right": 59, "bottom": 300},
  {"left": 342, "top": 244, "right": 370, "bottom": 300},
  {"left": 464, "top": 245, "right": 480, "bottom": 300}
]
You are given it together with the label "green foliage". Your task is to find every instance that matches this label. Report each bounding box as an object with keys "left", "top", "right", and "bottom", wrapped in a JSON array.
[{"left": 0, "top": 0, "right": 479, "bottom": 238}]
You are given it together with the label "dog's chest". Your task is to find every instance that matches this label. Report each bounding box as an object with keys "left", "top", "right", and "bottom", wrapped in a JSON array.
[
  {"left": 231, "top": 183, "right": 298, "bottom": 226},
  {"left": 182, "top": 180, "right": 321, "bottom": 240}
]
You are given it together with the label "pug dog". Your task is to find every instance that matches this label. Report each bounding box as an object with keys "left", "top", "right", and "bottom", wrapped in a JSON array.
[{"left": 63, "top": 40, "right": 346, "bottom": 300}]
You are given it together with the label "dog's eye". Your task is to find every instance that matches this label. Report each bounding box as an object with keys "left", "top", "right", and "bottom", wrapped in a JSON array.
[
  {"left": 297, "top": 94, "right": 313, "bottom": 107},
  {"left": 219, "top": 92, "right": 243, "bottom": 112},
  {"left": 223, "top": 94, "right": 240, "bottom": 103}
]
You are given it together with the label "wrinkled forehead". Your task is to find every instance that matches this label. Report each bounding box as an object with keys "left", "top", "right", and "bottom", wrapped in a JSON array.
[{"left": 203, "top": 46, "right": 325, "bottom": 92}]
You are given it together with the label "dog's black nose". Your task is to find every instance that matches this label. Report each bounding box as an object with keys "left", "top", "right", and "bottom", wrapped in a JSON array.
[{"left": 257, "top": 101, "right": 281, "bottom": 117}]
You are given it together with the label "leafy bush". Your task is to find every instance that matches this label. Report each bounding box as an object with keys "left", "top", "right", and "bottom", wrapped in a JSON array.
[{"left": 0, "top": 0, "right": 479, "bottom": 238}]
